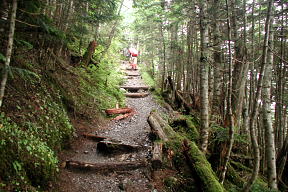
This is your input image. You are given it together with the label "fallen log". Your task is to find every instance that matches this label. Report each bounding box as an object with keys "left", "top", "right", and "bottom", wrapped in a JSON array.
[
  {"left": 65, "top": 160, "right": 148, "bottom": 172},
  {"left": 151, "top": 142, "right": 163, "bottom": 169},
  {"left": 148, "top": 113, "right": 169, "bottom": 142},
  {"left": 97, "top": 140, "right": 142, "bottom": 154},
  {"left": 176, "top": 90, "right": 193, "bottom": 112},
  {"left": 126, "top": 67, "right": 138, "bottom": 71},
  {"left": 182, "top": 139, "right": 225, "bottom": 192},
  {"left": 150, "top": 111, "right": 176, "bottom": 139},
  {"left": 148, "top": 111, "right": 224, "bottom": 191},
  {"left": 127, "top": 74, "right": 141, "bottom": 77},
  {"left": 105, "top": 107, "right": 133, "bottom": 115},
  {"left": 81, "top": 133, "right": 108, "bottom": 141},
  {"left": 112, "top": 110, "right": 136, "bottom": 121},
  {"left": 125, "top": 93, "right": 149, "bottom": 98},
  {"left": 120, "top": 86, "right": 149, "bottom": 92}
]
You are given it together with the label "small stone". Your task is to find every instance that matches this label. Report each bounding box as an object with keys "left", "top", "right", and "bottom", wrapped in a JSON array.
[{"left": 84, "top": 151, "right": 89, "bottom": 154}]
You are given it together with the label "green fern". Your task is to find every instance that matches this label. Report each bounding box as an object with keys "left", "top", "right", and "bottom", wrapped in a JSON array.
[{"left": 0, "top": 66, "right": 39, "bottom": 81}]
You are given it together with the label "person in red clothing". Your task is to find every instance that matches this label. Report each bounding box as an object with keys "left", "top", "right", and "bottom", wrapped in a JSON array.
[{"left": 128, "top": 48, "right": 138, "bottom": 70}]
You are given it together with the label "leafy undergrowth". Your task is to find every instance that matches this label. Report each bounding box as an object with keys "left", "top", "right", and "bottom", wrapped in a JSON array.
[{"left": 0, "top": 38, "right": 124, "bottom": 191}]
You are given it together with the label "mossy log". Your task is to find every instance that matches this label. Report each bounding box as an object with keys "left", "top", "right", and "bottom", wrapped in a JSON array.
[
  {"left": 97, "top": 140, "right": 142, "bottom": 154},
  {"left": 170, "top": 116, "right": 199, "bottom": 141},
  {"left": 125, "top": 93, "right": 149, "bottom": 98},
  {"left": 66, "top": 160, "right": 147, "bottom": 172},
  {"left": 152, "top": 142, "right": 163, "bottom": 169},
  {"left": 183, "top": 140, "right": 225, "bottom": 192},
  {"left": 105, "top": 107, "right": 133, "bottom": 115}
]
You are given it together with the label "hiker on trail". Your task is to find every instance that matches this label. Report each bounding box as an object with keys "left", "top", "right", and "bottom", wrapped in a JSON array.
[{"left": 128, "top": 48, "right": 138, "bottom": 70}]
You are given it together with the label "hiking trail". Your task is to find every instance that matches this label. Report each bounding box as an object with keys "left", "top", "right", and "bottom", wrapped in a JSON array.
[{"left": 54, "top": 61, "right": 171, "bottom": 192}]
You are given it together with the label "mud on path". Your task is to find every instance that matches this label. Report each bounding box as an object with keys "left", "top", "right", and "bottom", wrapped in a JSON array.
[{"left": 54, "top": 62, "right": 169, "bottom": 192}]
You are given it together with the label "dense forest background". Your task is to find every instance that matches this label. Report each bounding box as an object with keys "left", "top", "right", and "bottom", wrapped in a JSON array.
[{"left": 0, "top": 0, "right": 287, "bottom": 191}]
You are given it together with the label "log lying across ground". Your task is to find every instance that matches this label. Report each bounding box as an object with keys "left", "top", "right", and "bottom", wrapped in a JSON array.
[
  {"left": 125, "top": 93, "right": 149, "bottom": 98},
  {"left": 147, "top": 111, "right": 225, "bottom": 191},
  {"left": 97, "top": 140, "right": 142, "bottom": 154},
  {"left": 105, "top": 107, "right": 133, "bottom": 115},
  {"left": 120, "top": 86, "right": 149, "bottom": 92},
  {"left": 112, "top": 109, "right": 136, "bottom": 121},
  {"left": 81, "top": 133, "right": 108, "bottom": 142},
  {"left": 127, "top": 73, "right": 141, "bottom": 77},
  {"left": 66, "top": 160, "right": 148, "bottom": 172}
]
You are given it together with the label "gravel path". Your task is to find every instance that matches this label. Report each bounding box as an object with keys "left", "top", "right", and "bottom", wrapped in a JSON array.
[{"left": 55, "top": 62, "right": 167, "bottom": 192}]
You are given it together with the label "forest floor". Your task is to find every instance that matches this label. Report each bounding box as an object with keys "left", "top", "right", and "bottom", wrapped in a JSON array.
[{"left": 53, "top": 61, "right": 174, "bottom": 192}]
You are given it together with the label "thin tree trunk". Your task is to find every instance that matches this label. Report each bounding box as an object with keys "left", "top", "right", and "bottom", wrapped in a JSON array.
[
  {"left": 199, "top": 0, "right": 210, "bottom": 153},
  {"left": 262, "top": 24, "right": 277, "bottom": 190},
  {"left": 212, "top": 0, "right": 222, "bottom": 114},
  {"left": 219, "top": 0, "right": 234, "bottom": 183},
  {"left": 0, "top": 0, "right": 17, "bottom": 107},
  {"left": 242, "top": 0, "right": 274, "bottom": 191}
]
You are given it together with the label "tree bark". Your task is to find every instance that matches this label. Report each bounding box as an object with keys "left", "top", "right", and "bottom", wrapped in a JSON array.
[
  {"left": 219, "top": 0, "right": 235, "bottom": 183},
  {"left": 199, "top": 0, "right": 210, "bottom": 153},
  {"left": 262, "top": 23, "right": 277, "bottom": 190},
  {"left": 242, "top": 0, "right": 274, "bottom": 191},
  {"left": 0, "top": 0, "right": 17, "bottom": 107},
  {"left": 82, "top": 40, "right": 97, "bottom": 66}
]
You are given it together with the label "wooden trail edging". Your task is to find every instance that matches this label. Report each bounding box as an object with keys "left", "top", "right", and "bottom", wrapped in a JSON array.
[
  {"left": 65, "top": 160, "right": 148, "bottom": 172},
  {"left": 97, "top": 140, "right": 143, "bottom": 154},
  {"left": 105, "top": 107, "right": 133, "bottom": 115},
  {"left": 81, "top": 133, "right": 108, "bottom": 141},
  {"left": 125, "top": 93, "right": 149, "bottom": 98},
  {"left": 120, "top": 86, "right": 149, "bottom": 91}
]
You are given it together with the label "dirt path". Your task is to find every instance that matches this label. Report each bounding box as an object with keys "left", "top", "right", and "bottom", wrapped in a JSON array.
[{"left": 54, "top": 62, "right": 168, "bottom": 192}]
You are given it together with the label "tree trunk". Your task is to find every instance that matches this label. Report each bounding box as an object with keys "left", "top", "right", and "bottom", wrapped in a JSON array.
[
  {"left": 0, "top": 0, "right": 17, "bottom": 107},
  {"left": 82, "top": 40, "right": 97, "bottom": 66},
  {"left": 199, "top": 0, "right": 210, "bottom": 153},
  {"left": 212, "top": 0, "right": 223, "bottom": 114},
  {"left": 242, "top": 0, "right": 274, "bottom": 191},
  {"left": 262, "top": 23, "right": 277, "bottom": 190},
  {"left": 219, "top": 0, "right": 235, "bottom": 183}
]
